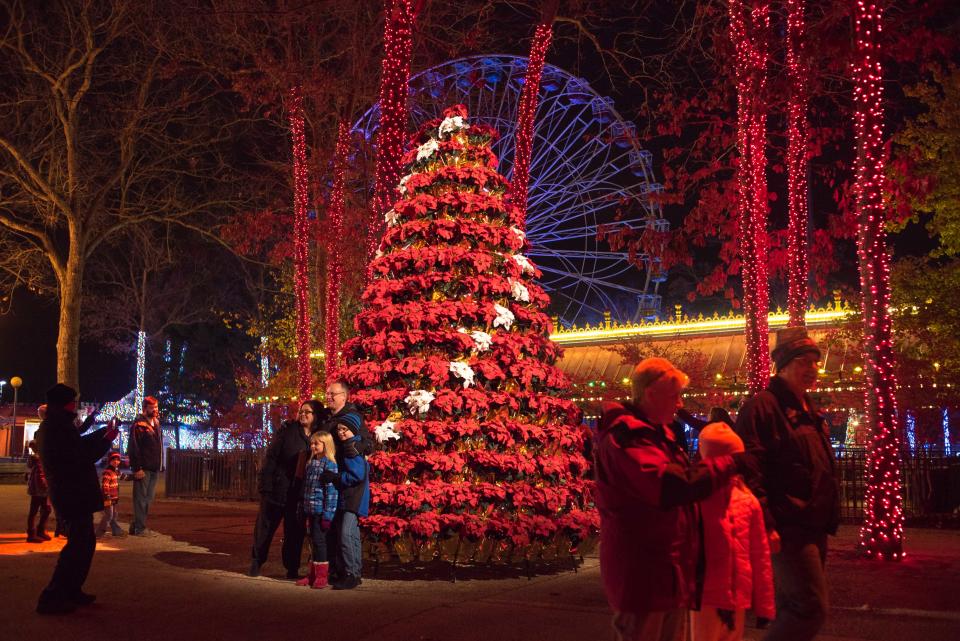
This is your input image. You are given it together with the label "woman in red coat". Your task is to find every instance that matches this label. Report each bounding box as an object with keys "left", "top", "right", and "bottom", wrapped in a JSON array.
[{"left": 594, "top": 358, "right": 753, "bottom": 641}]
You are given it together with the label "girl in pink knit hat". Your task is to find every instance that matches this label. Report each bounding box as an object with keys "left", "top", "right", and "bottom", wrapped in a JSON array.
[{"left": 694, "top": 422, "right": 776, "bottom": 641}]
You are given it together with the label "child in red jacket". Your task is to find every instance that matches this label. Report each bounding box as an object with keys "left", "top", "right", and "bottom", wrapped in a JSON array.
[
  {"left": 25, "top": 440, "right": 52, "bottom": 542},
  {"left": 694, "top": 422, "right": 775, "bottom": 641},
  {"left": 96, "top": 452, "right": 126, "bottom": 538}
]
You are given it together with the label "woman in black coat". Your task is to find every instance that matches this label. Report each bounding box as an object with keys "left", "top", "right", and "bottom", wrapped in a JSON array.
[
  {"left": 35, "top": 384, "right": 119, "bottom": 615},
  {"left": 249, "top": 399, "right": 328, "bottom": 578}
]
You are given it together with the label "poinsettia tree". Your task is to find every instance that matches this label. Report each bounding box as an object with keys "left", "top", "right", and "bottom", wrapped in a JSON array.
[{"left": 341, "top": 105, "right": 597, "bottom": 561}]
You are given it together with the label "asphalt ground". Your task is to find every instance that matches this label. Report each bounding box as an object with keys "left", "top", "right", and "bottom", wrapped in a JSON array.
[{"left": 1, "top": 480, "right": 958, "bottom": 641}]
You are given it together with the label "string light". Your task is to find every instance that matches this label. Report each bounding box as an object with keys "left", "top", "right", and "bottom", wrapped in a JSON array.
[
  {"left": 943, "top": 408, "right": 952, "bottom": 456},
  {"left": 904, "top": 410, "right": 916, "bottom": 452},
  {"left": 509, "top": 20, "right": 553, "bottom": 228},
  {"left": 786, "top": 0, "right": 810, "bottom": 327},
  {"left": 260, "top": 336, "right": 270, "bottom": 433},
  {"left": 853, "top": 1, "right": 904, "bottom": 560},
  {"left": 368, "top": 0, "right": 417, "bottom": 274},
  {"left": 289, "top": 85, "right": 312, "bottom": 402},
  {"left": 325, "top": 122, "right": 349, "bottom": 382},
  {"left": 729, "top": 0, "right": 771, "bottom": 394},
  {"left": 135, "top": 330, "right": 146, "bottom": 415}
]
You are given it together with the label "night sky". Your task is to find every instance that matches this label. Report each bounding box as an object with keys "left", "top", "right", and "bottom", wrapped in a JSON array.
[{"left": 0, "top": 291, "right": 130, "bottom": 403}]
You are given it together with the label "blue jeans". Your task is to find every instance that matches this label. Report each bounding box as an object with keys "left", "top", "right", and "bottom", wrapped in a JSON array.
[
  {"left": 97, "top": 502, "right": 123, "bottom": 536},
  {"left": 334, "top": 511, "right": 361, "bottom": 578},
  {"left": 131, "top": 470, "right": 159, "bottom": 534}
]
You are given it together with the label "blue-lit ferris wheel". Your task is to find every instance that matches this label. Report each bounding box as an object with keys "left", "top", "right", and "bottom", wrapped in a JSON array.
[{"left": 353, "top": 55, "right": 669, "bottom": 326}]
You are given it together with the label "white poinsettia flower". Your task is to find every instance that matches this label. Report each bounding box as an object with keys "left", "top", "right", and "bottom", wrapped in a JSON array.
[
  {"left": 375, "top": 248, "right": 384, "bottom": 259},
  {"left": 404, "top": 389, "right": 435, "bottom": 415},
  {"left": 511, "top": 226, "right": 526, "bottom": 244},
  {"left": 375, "top": 419, "right": 402, "bottom": 443},
  {"left": 398, "top": 173, "right": 413, "bottom": 195},
  {"left": 511, "top": 253, "right": 536, "bottom": 275},
  {"left": 470, "top": 330, "right": 493, "bottom": 352},
  {"left": 449, "top": 361, "right": 475, "bottom": 388},
  {"left": 416, "top": 138, "right": 439, "bottom": 161},
  {"left": 384, "top": 208, "right": 400, "bottom": 227},
  {"left": 493, "top": 303, "right": 515, "bottom": 330},
  {"left": 438, "top": 115, "right": 469, "bottom": 138},
  {"left": 510, "top": 279, "right": 530, "bottom": 303}
]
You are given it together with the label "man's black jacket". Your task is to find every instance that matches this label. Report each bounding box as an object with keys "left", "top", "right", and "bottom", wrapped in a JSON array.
[{"left": 735, "top": 376, "right": 839, "bottom": 539}]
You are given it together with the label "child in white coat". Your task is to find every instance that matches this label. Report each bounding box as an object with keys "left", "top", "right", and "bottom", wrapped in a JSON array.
[{"left": 694, "top": 422, "right": 776, "bottom": 641}]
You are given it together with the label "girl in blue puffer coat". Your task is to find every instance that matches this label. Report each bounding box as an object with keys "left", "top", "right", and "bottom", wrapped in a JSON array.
[{"left": 297, "top": 431, "right": 338, "bottom": 589}]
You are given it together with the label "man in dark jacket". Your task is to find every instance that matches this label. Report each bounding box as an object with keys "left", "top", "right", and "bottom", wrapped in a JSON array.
[
  {"left": 321, "top": 379, "right": 374, "bottom": 456},
  {"left": 249, "top": 399, "right": 328, "bottom": 578},
  {"left": 320, "top": 379, "right": 373, "bottom": 587},
  {"left": 595, "top": 358, "right": 751, "bottom": 641},
  {"left": 127, "top": 396, "right": 163, "bottom": 535},
  {"left": 735, "top": 327, "right": 839, "bottom": 641},
  {"left": 35, "top": 384, "right": 119, "bottom": 615}
]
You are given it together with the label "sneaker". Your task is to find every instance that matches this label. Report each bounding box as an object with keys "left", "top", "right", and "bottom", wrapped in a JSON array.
[
  {"left": 37, "top": 532, "right": 51, "bottom": 541},
  {"left": 36, "top": 597, "right": 77, "bottom": 616},
  {"left": 26, "top": 535, "right": 44, "bottom": 543},
  {"left": 69, "top": 591, "right": 96, "bottom": 606},
  {"left": 248, "top": 560, "right": 261, "bottom": 578},
  {"left": 332, "top": 574, "right": 361, "bottom": 590}
]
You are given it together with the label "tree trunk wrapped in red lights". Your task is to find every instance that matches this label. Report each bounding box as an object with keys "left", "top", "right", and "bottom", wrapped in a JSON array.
[
  {"left": 509, "top": 0, "right": 558, "bottom": 227},
  {"left": 342, "top": 106, "right": 596, "bottom": 562},
  {"left": 288, "top": 84, "right": 312, "bottom": 401},
  {"left": 853, "top": 0, "right": 904, "bottom": 560},
  {"left": 368, "top": 0, "right": 417, "bottom": 274},
  {"left": 324, "top": 122, "right": 350, "bottom": 382},
  {"left": 729, "top": 0, "right": 771, "bottom": 394},
  {"left": 786, "top": 0, "right": 810, "bottom": 327}
]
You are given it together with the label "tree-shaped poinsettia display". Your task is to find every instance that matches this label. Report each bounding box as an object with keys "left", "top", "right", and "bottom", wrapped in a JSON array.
[{"left": 341, "top": 104, "right": 597, "bottom": 562}]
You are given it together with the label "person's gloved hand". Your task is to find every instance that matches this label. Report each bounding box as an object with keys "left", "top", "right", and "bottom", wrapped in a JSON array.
[
  {"left": 320, "top": 518, "right": 332, "bottom": 531},
  {"left": 717, "top": 609, "right": 735, "bottom": 631},
  {"left": 732, "top": 451, "right": 760, "bottom": 478},
  {"left": 341, "top": 439, "right": 359, "bottom": 458},
  {"left": 318, "top": 470, "right": 339, "bottom": 485}
]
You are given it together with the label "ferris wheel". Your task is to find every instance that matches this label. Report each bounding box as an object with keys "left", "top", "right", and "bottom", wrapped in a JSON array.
[{"left": 353, "top": 55, "right": 669, "bottom": 327}]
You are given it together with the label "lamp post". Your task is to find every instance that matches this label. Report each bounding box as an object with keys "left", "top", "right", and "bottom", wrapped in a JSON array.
[{"left": 10, "top": 377, "right": 22, "bottom": 457}]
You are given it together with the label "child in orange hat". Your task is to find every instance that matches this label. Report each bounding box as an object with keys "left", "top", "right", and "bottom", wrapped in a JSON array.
[{"left": 694, "top": 422, "right": 775, "bottom": 641}]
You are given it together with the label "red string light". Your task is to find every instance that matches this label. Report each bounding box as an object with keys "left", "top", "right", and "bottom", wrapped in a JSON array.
[
  {"left": 324, "top": 122, "right": 349, "bottom": 383},
  {"left": 729, "top": 0, "right": 771, "bottom": 394},
  {"left": 509, "top": 20, "right": 553, "bottom": 228},
  {"left": 786, "top": 0, "right": 809, "bottom": 328},
  {"left": 853, "top": 0, "right": 904, "bottom": 560},
  {"left": 368, "top": 0, "right": 417, "bottom": 275},
  {"left": 288, "top": 84, "right": 312, "bottom": 402}
]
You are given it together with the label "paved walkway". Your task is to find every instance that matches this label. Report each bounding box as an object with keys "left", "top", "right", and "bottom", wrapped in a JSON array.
[{"left": 1, "top": 482, "right": 958, "bottom": 640}]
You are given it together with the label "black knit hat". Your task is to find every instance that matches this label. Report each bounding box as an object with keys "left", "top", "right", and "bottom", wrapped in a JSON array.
[
  {"left": 46, "top": 383, "right": 77, "bottom": 407},
  {"left": 771, "top": 327, "right": 821, "bottom": 372}
]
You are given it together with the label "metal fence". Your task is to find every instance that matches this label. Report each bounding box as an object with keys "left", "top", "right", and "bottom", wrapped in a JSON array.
[
  {"left": 166, "top": 446, "right": 960, "bottom": 525},
  {"left": 836, "top": 447, "right": 960, "bottom": 525},
  {"left": 165, "top": 449, "right": 262, "bottom": 500}
]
